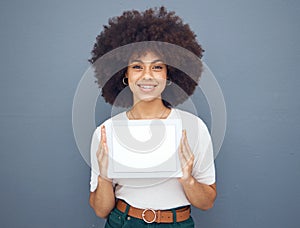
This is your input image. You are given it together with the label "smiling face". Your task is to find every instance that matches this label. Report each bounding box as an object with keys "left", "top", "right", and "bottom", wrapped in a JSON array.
[{"left": 126, "top": 52, "right": 167, "bottom": 105}]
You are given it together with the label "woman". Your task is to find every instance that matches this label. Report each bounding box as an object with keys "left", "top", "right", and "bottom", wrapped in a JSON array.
[{"left": 89, "top": 7, "right": 216, "bottom": 227}]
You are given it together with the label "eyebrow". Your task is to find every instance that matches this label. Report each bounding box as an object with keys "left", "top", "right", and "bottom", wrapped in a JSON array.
[{"left": 129, "top": 59, "right": 165, "bottom": 64}]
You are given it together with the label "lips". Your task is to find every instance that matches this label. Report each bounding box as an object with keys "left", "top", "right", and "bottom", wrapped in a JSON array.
[
  {"left": 137, "top": 83, "right": 157, "bottom": 92},
  {"left": 139, "top": 85, "right": 156, "bottom": 89}
]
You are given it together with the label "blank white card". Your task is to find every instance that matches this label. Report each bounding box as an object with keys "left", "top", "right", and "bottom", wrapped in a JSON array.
[{"left": 107, "top": 119, "right": 182, "bottom": 178}]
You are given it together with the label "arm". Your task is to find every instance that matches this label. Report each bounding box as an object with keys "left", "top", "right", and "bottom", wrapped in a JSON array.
[
  {"left": 178, "top": 130, "right": 217, "bottom": 210},
  {"left": 89, "top": 177, "right": 115, "bottom": 218},
  {"left": 179, "top": 178, "right": 216, "bottom": 210},
  {"left": 89, "top": 125, "right": 115, "bottom": 218}
]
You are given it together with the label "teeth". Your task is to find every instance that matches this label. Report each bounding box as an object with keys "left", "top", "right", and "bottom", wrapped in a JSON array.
[{"left": 140, "top": 85, "right": 155, "bottom": 89}]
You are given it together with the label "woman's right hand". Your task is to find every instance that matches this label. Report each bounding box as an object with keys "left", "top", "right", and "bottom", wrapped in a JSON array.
[
  {"left": 90, "top": 126, "right": 115, "bottom": 218},
  {"left": 96, "top": 125, "right": 111, "bottom": 181}
]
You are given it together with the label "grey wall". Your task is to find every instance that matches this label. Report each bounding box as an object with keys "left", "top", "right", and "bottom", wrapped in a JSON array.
[{"left": 0, "top": 0, "right": 299, "bottom": 227}]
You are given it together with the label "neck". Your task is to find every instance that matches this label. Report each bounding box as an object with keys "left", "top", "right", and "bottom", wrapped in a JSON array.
[{"left": 129, "top": 99, "right": 170, "bottom": 119}]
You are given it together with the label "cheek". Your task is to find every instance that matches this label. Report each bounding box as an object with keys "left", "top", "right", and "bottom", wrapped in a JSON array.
[
  {"left": 127, "top": 77, "right": 138, "bottom": 87},
  {"left": 126, "top": 71, "right": 140, "bottom": 84},
  {"left": 159, "top": 69, "right": 167, "bottom": 79},
  {"left": 158, "top": 78, "right": 167, "bottom": 88},
  {"left": 127, "top": 76, "right": 137, "bottom": 92}
]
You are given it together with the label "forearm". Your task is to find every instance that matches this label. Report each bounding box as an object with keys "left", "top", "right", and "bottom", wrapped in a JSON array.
[
  {"left": 89, "top": 176, "right": 115, "bottom": 218},
  {"left": 180, "top": 177, "right": 216, "bottom": 210}
]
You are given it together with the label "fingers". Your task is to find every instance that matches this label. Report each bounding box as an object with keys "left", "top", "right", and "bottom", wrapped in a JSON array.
[
  {"left": 96, "top": 126, "right": 107, "bottom": 166},
  {"left": 178, "top": 144, "right": 185, "bottom": 167},
  {"left": 97, "top": 145, "right": 104, "bottom": 161},
  {"left": 180, "top": 130, "right": 194, "bottom": 165},
  {"left": 100, "top": 125, "right": 107, "bottom": 144},
  {"left": 97, "top": 125, "right": 110, "bottom": 180},
  {"left": 102, "top": 142, "right": 109, "bottom": 159},
  {"left": 97, "top": 125, "right": 107, "bottom": 158},
  {"left": 178, "top": 130, "right": 194, "bottom": 181}
]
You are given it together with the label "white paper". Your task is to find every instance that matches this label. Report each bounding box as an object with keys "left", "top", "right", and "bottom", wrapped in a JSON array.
[{"left": 107, "top": 119, "right": 182, "bottom": 178}]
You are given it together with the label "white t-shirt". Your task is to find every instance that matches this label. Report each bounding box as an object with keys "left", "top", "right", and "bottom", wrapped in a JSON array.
[{"left": 90, "top": 108, "right": 215, "bottom": 210}]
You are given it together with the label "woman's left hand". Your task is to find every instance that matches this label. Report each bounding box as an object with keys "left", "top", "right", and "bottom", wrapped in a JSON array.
[{"left": 178, "top": 130, "right": 194, "bottom": 183}]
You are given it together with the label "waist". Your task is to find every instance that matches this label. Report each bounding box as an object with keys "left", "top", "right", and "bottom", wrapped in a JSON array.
[{"left": 116, "top": 199, "right": 191, "bottom": 224}]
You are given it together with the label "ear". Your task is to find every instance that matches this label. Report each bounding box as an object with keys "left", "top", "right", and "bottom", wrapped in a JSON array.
[{"left": 124, "top": 68, "right": 128, "bottom": 77}]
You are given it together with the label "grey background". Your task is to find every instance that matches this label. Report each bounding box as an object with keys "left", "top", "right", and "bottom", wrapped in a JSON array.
[{"left": 0, "top": 0, "right": 299, "bottom": 227}]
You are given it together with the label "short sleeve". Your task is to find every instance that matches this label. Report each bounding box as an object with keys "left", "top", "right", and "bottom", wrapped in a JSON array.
[
  {"left": 90, "top": 127, "right": 100, "bottom": 192},
  {"left": 191, "top": 119, "right": 216, "bottom": 185}
]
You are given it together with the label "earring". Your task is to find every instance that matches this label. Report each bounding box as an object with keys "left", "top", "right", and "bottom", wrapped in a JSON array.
[
  {"left": 122, "top": 77, "right": 128, "bottom": 86},
  {"left": 166, "top": 79, "right": 172, "bottom": 86}
]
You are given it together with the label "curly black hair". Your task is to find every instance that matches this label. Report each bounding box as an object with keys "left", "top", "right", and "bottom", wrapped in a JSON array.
[{"left": 90, "top": 6, "right": 204, "bottom": 107}]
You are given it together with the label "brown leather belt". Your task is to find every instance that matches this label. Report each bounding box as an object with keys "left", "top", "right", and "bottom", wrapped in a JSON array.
[{"left": 116, "top": 200, "right": 191, "bottom": 224}]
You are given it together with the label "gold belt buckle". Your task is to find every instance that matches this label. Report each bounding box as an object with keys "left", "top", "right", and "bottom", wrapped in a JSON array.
[{"left": 142, "top": 208, "right": 156, "bottom": 223}]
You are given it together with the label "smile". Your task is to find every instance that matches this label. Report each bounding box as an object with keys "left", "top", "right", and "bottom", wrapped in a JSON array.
[
  {"left": 139, "top": 85, "right": 156, "bottom": 89},
  {"left": 137, "top": 84, "right": 158, "bottom": 92}
]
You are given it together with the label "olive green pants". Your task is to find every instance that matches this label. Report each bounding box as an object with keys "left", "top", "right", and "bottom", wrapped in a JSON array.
[{"left": 104, "top": 206, "right": 195, "bottom": 228}]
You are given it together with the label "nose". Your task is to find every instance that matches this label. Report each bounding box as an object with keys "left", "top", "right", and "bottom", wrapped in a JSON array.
[{"left": 142, "top": 66, "right": 153, "bottom": 80}]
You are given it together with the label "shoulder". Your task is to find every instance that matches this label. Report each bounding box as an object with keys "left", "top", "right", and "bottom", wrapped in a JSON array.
[
  {"left": 172, "top": 109, "right": 211, "bottom": 147},
  {"left": 93, "top": 111, "right": 127, "bottom": 136},
  {"left": 172, "top": 108, "right": 209, "bottom": 131}
]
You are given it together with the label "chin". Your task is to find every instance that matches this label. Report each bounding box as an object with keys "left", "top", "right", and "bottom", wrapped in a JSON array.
[{"left": 136, "top": 95, "right": 161, "bottom": 103}]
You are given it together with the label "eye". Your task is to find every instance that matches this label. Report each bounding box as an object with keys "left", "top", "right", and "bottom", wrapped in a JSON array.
[
  {"left": 131, "top": 64, "right": 143, "bottom": 70},
  {"left": 152, "top": 64, "right": 165, "bottom": 71}
]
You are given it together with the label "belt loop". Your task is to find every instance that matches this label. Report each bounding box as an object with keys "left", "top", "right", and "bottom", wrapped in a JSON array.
[
  {"left": 122, "top": 201, "right": 130, "bottom": 220},
  {"left": 156, "top": 210, "right": 161, "bottom": 223},
  {"left": 171, "top": 208, "right": 177, "bottom": 223}
]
